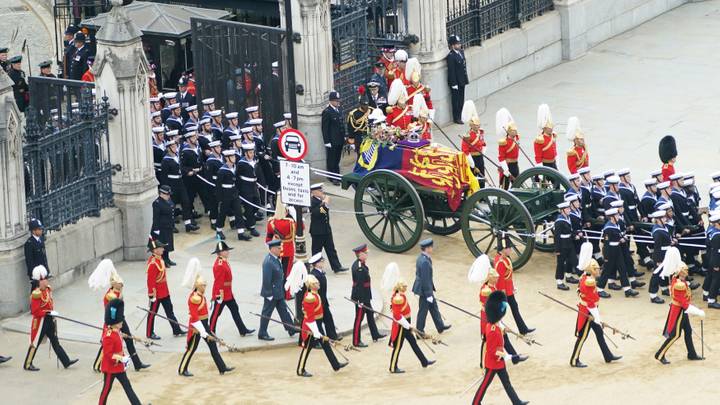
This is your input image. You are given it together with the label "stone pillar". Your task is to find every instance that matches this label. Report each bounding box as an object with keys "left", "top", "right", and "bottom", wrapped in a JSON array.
[
  {"left": 555, "top": 0, "right": 589, "bottom": 61},
  {"left": 407, "top": 0, "right": 452, "bottom": 124},
  {"left": 93, "top": 4, "right": 157, "bottom": 260},
  {"left": 281, "top": 0, "right": 334, "bottom": 169},
  {"left": 0, "top": 70, "right": 29, "bottom": 317}
]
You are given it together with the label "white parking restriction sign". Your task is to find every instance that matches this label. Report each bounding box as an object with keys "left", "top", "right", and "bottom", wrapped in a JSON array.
[{"left": 280, "top": 160, "right": 311, "bottom": 207}]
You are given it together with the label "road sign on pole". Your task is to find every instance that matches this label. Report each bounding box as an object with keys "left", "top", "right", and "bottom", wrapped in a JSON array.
[
  {"left": 280, "top": 160, "right": 311, "bottom": 207},
  {"left": 278, "top": 128, "right": 308, "bottom": 161}
]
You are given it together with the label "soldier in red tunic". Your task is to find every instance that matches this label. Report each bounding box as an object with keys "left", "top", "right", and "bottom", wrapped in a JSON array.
[
  {"left": 495, "top": 236, "right": 534, "bottom": 335},
  {"left": 388, "top": 280, "right": 435, "bottom": 373},
  {"left": 98, "top": 299, "right": 143, "bottom": 405},
  {"left": 405, "top": 58, "right": 433, "bottom": 110},
  {"left": 461, "top": 100, "right": 486, "bottom": 187},
  {"left": 89, "top": 260, "right": 150, "bottom": 372},
  {"left": 565, "top": 116, "right": 589, "bottom": 174},
  {"left": 570, "top": 243, "right": 621, "bottom": 367},
  {"left": 23, "top": 265, "right": 77, "bottom": 371},
  {"left": 296, "top": 275, "right": 347, "bottom": 377},
  {"left": 496, "top": 108, "right": 521, "bottom": 189},
  {"left": 534, "top": 103, "right": 558, "bottom": 169},
  {"left": 658, "top": 135, "right": 677, "bottom": 181},
  {"left": 655, "top": 256, "right": 704, "bottom": 364},
  {"left": 378, "top": 44, "right": 397, "bottom": 88},
  {"left": 145, "top": 239, "right": 184, "bottom": 339},
  {"left": 472, "top": 290, "right": 529, "bottom": 405},
  {"left": 386, "top": 79, "right": 413, "bottom": 130},
  {"left": 209, "top": 241, "right": 254, "bottom": 336},
  {"left": 178, "top": 263, "right": 234, "bottom": 377},
  {"left": 265, "top": 196, "right": 297, "bottom": 300}
]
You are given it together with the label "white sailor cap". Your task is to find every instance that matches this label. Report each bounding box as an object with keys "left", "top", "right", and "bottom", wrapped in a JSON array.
[
  {"left": 202, "top": 98, "right": 215, "bottom": 105},
  {"left": 229, "top": 134, "right": 243, "bottom": 141},
  {"left": 710, "top": 182, "right": 720, "bottom": 191},
  {"left": 149, "top": 96, "right": 160, "bottom": 103},
  {"left": 245, "top": 106, "right": 259, "bottom": 113},
  {"left": 669, "top": 173, "right": 683, "bottom": 181},
  {"left": 241, "top": 142, "right": 256, "bottom": 151},
  {"left": 165, "top": 139, "right": 177, "bottom": 146},
  {"left": 557, "top": 201, "right": 570, "bottom": 209},
  {"left": 168, "top": 103, "right": 180, "bottom": 109},
  {"left": 283, "top": 112, "right": 292, "bottom": 119},
  {"left": 248, "top": 118, "right": 263, "bottom": 126},
  {"left": 684, "top": 178, "right": 695, "bottom": 186},
  {"left": 150, "top": 111, "right": 161, "bottom": 118},
  {"left": 710, "top": 213, "right": 720, "bottom": 223},
  {"left": 713, "top": 190, "right": 720, "bottom": 199},
  {"left": 682, "top": 172, "right": 694, "bottom": 179},
  {"left": 656, "top": 181, "right": 670, "bottom": 190},
  {"left": 591, "top": 174, "right": 604, "bottom": 182},
  {"left": 643, "top": 178, "right": 657, "bottom": 187},
  {"left": 241, "top": 127, "right": 253, "bottom": 133},
  {"left": 183, "top": 131, "right": 197, "bottom": 138},
  {"left": 308, "top": 253, "right": 324, "bottom": 264},
  {"left": 222, "top": 149, "right": 235, "bottom": 157},
  {"left": 602, "top": 170, "right": 615, "bottom": 178},
  {"left": 199, "top": 117, "right": 211, "bottom": 125},
  {"left": 564, "top": 194, "right": 579, "bottom": 203},
  {"left": 208, "top": 140, "right": 221, "bottom": 148},
  {"left": 271, "top": 61, "right": 279, "bottom": 68},
  {"left": 185, "top": 125, "right": 198, "bottom": 132},
  {"left": 617, "top": 168, "right": 630, "bottom": 176},
  {"left": 151, "top": 126, "right": 165, "bottom": 134},
  {"left": 577, "top": 167, "right": 591, "bottom": 175},
  {"left": 209, "top": 110, "right": 222, "bottom": 117},
  {"left": 310, "top": 183, "right": 323, "bottom": 191},
  {"left": 605, "top": 208, "right": 619, "bottom": 216},
  {"left": 649, "top": 210, "right": 666, "bottom": 219},
  {"left": 226, "top": 112, "right": 239, "bottom": 119},
  {"left": 185, "top": 105, "right": 198, "bottom": 112},
  {"left": 649, "top": 169, "right": 662, "bottom": 177},
  {"left": 165, "top": 130, "right": 179, "bottom": 137},
  {"left": 610, "top": 200, "right": 624, "bottom": 208},
  {"left": 273, "top": 120, "right": 286, "bottom": 128},
  {"left": 71, "top": 102, "right": 79, "bottom": 108},
  {"left": 657, "top": 202, "right": 673, "bottom": 211},
  {"left": 568, "top": 173, "right": 580, "bottom": 181},
  {"left": 163, "top": 92, "right": 177, "bottom": 99},
  {"left": 711, "top": 171, "right": 720, "bottom": 180},
  {"left": 606, "top": 175, "right": 620, "bottom": 184}
]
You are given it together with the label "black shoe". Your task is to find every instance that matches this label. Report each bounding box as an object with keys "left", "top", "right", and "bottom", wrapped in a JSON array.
[
  {"left": 565, "top": 276, "right": 579, "bottom": 284},
  {"left": 0, "top": 356, "right": 11, "bottom": 364},
  {"left": 571, "top": 360, "right": 587, "bottom": 368},
  {"left": 373, "top": 334, "right": 387, "bottom": 342},
  {"left": 241, "top": 329, "right": 255, "bottom": 337},
  {"left": 148, "top": 334, "right": 161, "bottom": 340},
  {"left": 288, "top": 330, "right": 297, "bottom": 337},
  {"left": 650, "top": 296, "right": 665, "bottom": 304},
  {"left": 135, "top": 363, "right": 151, "bottom": 371},
  {"left": 216, "top": 231, "right": 226, "bottom": 240},
  {"left": 557, "top": 283, "right": 570, "bottom": 291},
  {"left": 390, "top": 368, "right": 405, "bottom": 374},
  {"left": 453, "top": 119, "right": 464, "bottom": 125},
  {"left": 624, "top": 289, "right": 639, "bottom": 297},
  {"left": 334, "top": 267, "right": 349, "bottom": 273},
  {"left": 174, "top": 331, "right": 187, "bottom": 337},
  {"left": 606, "top": 355, "right": 622, "bottom": 363},
  {"left": 703, "top": 295, "right": 709, "bottom": 302},
  {"left": 180, "top": 370, "right": 193, "bottom": 377},
  {"left": 298, "top": 370, "right": 313, "bottom": 377},
  {"left": 440, "top": 325, "right": 452, "bottom": 333},
  {"left": 64, "top": 359, "right": 79, "bottom": 369},
  {"left": 632, "top": 271, "right": 645, "bottom": 278},
  {"left": 598, "top": 291, "right": 611, "bottom": 298},
  {"left": 25, "top": 364, "right": 40, "bottom": 371},
  {"left": 608, "top": 283, "right": 622, "bottom": 291},
  {"left": 514, "top": 354, "right": 529, "bottom": 364},
  {"left": 249, "top": 228, "right": 260, "bottom": 237},
  {"left": 708, "top": 302, "right": 720, "bottom": 309},
  {"left": 220, "top": 366, "right": 235, "bottom": 375},
  {"left": 192, "top": 211, "right": 202, "bottom": 219},
  {"left": 185, "top": 224, "right": 200, "bottom": 232},
  {"left": 355, "top": 342, "right": 368, "bottom": 348},
  {"left": 173, "top": 227, "right": 179, "bottom": 234},
  {"left": 258, "top": 335, "right": 275, "bottom": 341},
  {"left": 238, "top": 232, "right": 251, "bottom": 241},
  {"left": 631, "top": 281, "right": 645, "bottom": 288},
  {"left": 337, "top": 361, "right": 349, "bottom": 370},
  {"left": 312, "top": 341, "right": 322, "bottom": 349},
  {"left": 519, "top": 401, "right": 530, "bottom": 405},
  {"left": 254, "top": 212, "right": 264, "bottom": 221},
  {"left": 657, "top": 356, "right": 670, "bottom": 365},
  {"left": 643, "top": 260, "right": 656, "bottom": 269},
  {"left": 688, "top": 354, "right": 704, "bottom": 361},
  {"left": 661, "top": 289, "right": 670, "bottom": 296},
  {"left": 166, "top": 259, "right": 177, "bottom": 267},
  {"left": 689, "top": 282, "right": 700, "bottom": 290},
  {"left": 423, "top": 360, "right": 436, "bottom": 368},
  {"left": 521, "top": 328, "right": 536, "bottom": 335}
]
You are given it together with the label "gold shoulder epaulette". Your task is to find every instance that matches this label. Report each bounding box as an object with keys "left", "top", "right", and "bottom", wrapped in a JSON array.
[
  {"left": 567, "top": 148, "right": 576, "bottom": 156},
  {"left": 105, "top": 291, "right": 117, "bottom": 301},
  {"left": 480, "top": 285, "right": 492, "bottom": 297},
  {"left": 392, "top": 294, "right": 404, "bottom": 305},
  {"left": 105, "top": 329, "right": 113, "bottom": 337},
  {"left": 673, "top": 282, "right": 687, "bottom": 291},
  {"left": 534, "top": 134, "right": 544, "bottom": 144},
  {"left": 385, "top": 106, "right": 393, "bottom": 114},
  {"left": 498, "top": 138, "right": 507, "bottom": 146},
  {"left": 304, "top": 293, "right": 316, "bottom": 303},
  {"left": 584, "top": 277, "right": 596, "bottom": 287},
  {"left": 31, "top": 289, "right": 42, "bottom": 299},
  {"left": 190, "top": 292, "right": 202, "bottom": 304}
]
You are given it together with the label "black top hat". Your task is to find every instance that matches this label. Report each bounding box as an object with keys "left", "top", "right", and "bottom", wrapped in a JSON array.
[
  {"left": 147, "top": 238, "right": 167, "bottom": 252},
  {"left": 212, "top": 240, "right": 234, "bottom": 254},
  {"left": 105, "top": 298, "right": 125, "bottom": 325},
  {"left": 496, "top": 234, "right": 514, "bottom": 251},
  {"left": 658, "top": 135, "right": 677, "bottom": 164},
  {"left": 29, "top": 218, "right": 44, "bottom": 230},
  {"left": 485, "top": 290, "right": 508, "bottom": 324},
  {"left": 65, "top": 25, "right": 79, "bottom": 35},
  {"left": 448, "top": 35, "right": 461, "bottom": 45}
]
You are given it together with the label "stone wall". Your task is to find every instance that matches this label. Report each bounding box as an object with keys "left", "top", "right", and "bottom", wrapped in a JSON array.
[{"left": 0, "top": 208, "right": 124, "bottom": 318}]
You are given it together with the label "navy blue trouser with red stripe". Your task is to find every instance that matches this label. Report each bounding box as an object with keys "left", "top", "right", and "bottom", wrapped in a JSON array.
[
  {"left": 98, "top": 372, "right": 141, "bottom": 405},
  {"left": 472, "top": 367, "right": 523, "bottom": 405},
  {"left": 352, "top": 302, "right": 381, "bottom": 346}
]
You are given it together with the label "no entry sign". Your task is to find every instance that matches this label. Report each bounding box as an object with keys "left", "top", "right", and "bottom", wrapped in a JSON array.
[{"left": 278, "top": 128, "right": 308, "bottom": 162}]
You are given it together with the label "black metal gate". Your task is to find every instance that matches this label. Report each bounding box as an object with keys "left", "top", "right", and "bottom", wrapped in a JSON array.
[
  {"left": 331, "top": 0, "right": 409, "bottom": 110},
  {"left": 190, "top": 17, "right": 296, "bottom": 141},
  {"left": 24, "top": 77, "right": 113, "bottom": 231}
]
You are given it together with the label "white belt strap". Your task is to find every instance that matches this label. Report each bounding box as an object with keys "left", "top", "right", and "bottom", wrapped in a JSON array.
[
  {"left": 167, "top": 174, "right": 181, "bottom": 179},
  {"left": 240, "top": 176, "right": 257, "bottom": 182},
  {"left": 222, "top": 184, "right": 234, "bottom": 189}
]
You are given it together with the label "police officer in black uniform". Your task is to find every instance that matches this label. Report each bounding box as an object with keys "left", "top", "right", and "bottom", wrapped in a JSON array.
[
  {"left": 203, "top": 140, "right": 223, "bottom": 229},
  {"left": 310, "top": 183, "right": 348, "bottom": 273},
  {"left": 237, "top": 142, "right": 261, "bottom": 238},
  {"left": 177, "top": 77, "right": 195, "bottom": 121},
  {"left": 68, "top": 32, "right": 89, "bottom": 81},
  {"left": 151, "top": 126, "right": 165, "bottom": 182},
  {"left": 321, "top": 91, "right": 345, "bottom": 185},
  {"left": 24, "top": 218, "right": 49, "bottom": 290},
  {"left": 160, "top": 139, "right": 199, "bottom": 233},
  {"left": 7, "top": 55, "right": 29, "bottom": 112},
  {"left": 61, "top": 26, "right": 79, "bottom": 78},
  {"left": 446, "top": 34, "right": 469, "bottom": 124},
  {"left": 151, "top": 185, "right": 176, "bottom": 266},
  {"left": 350, "top": 244, "right": 385, "bottom": 347}
]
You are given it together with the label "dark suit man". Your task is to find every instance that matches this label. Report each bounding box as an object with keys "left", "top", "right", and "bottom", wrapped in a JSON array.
[
  {"left": 412, "top": 239, "right": 450, "bottom": 334},
  {"left": 258, "top": 240, "right": 297, "bottom": 341},
  {"left": 309, "top": 254, "right": 339, "bottom": 340},
  {"left": 150, "top": 185, "right": 176, "bottom": 266},
  {"left": 68, "top": 32, "right": 89, "bottom": 81},
  {"left": 177, "top": 77, "right": 195, "bottom": 121},
  {"left": 309, "top": 183, "right": 348, "bottom": 273},
  {"left": 24, "top": 218, "right": 49, "bottom": 290},
  {"left": 321, "top": 91, "right": 345, "bottom": 184},
  {"left": 350, "top": 244, "right": 384, "bottom": 347},
  {"left": 446, "top": 35, "right": 469, "bottom": 124}
]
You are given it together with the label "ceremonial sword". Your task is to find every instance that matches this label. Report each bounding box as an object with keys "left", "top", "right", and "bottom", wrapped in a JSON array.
[{"left": 49, "top": 312, "right": 160, "bottom": 355}]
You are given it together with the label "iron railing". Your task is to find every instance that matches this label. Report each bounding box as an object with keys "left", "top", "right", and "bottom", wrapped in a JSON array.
[
  {"left": 331, "top": 0, "right": 409, "bottom": 110},
  {"left": 446, "top": 0, "right": 554, "bottom": 48},
  {"left": 24, "top": 77, "right": 113, "bottom": 231}
]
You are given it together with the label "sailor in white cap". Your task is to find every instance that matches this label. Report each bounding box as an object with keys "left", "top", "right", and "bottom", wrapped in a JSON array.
[
  {"left": 237, "top": 142, "right": 261, "bottom": 238},
  {"left": 554, "top": 201, "right": 578, "bottom": 291},
  {"left": 203, "top": 140, "right": 223, "bottom": 229},
  {"left": 151, "top": 126, "right": 166, "bottom": 181},
  {"left": 201, "top": 98, "right": 215, "bottom": 120},
  {"left": 596, "top": 208, "right": 639, "bottom": 299},
  {"left": 150, "top": 95, "right": 163, "bottom": 114},
  {"left": 150, "top": 110, "right": 163, "bottom": 127},
  {"left": 215, "top": 149, "right": 250, "bottom": 241},
  {"left": 704, "top": 214, "right": 720, "bottom": 309},
  {"left": 209, "top": 110, "right": 224, "bottom": 142},
  {"left": 165, "top": 103, "right": 184, "bottom": 132},
  {"left": 648, "top": 210, "right": 671, "bottom": 304},
  {"left": 222, "top": 112, "right": 241, "bottom": 149},
  {"left": 183, "top": 105, "right": 199, "bottom": 134},
  {"left": 161, "top": 92, "right": 178, "bottom": 121}
]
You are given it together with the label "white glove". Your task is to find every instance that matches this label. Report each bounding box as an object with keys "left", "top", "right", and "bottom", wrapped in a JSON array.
[
  {"left": 49, "top": 311, "right": 59, "bottom": 317},
  {"left": 588, "top": 307, "right": 602, "bottom": 325},
  {"left": 500, "top": 160, "right": 510, "bottom": 177},
  {"left": 265, "top": 296, "right": 272, "bottom": 301},
  {"left": 152, "top": 230, "right": 160, "bottom": 235},
  {"left": 309, "top": 321, "right": 323, "bottom": 339},
  {"left": 397, "top": 316, "right": 411, "bottom": 329},
  {"left": 324, "top": 143, "right": 331, "bottom": 148},
  {"left": 350, "top": 144, "right": 355, "bottom": 150},
  {"left": 264, "top": 154, "right": 271, "bottom": 160},
  {"left": 451, "top": 85, "right": 459, "bottom": 90},
  {"left": 686, "top": 304, "right": 706, "bottom": 318},
  {"left": 466, "top": 154, "right": 475, "bottom": 168},
  {"left": 503, "top": 353, "right": 513, "bottom": 362},
  {"left": 426, "top": 296, "right": 434, "bottom": 303},
  {"left": 192, "top": 321, "right": 208, "bottom": 339},
  {"left": 149, "top": 297, "right": 156, "bottom": 303},
  {"left": 121, "top": 355, "right": 131, "bottom": 366},
  {"left": 216, "top": 297, "right": 223, "bottom": 304}
]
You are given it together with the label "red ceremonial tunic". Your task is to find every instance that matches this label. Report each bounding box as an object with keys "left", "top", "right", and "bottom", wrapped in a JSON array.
[
  {"left": 661, "top": 163, "right": 675, "bottom": 182},
  {"left": 101, "top": 329, "right": 125, "bottom": 374},
  {"left": 494, "top": 255, "right": 514, "bottom": 297},
  {"left": 498, "top": 136, "right": 520, "bottom": 164},
  {"left": 187, "top": 291, "right": 209, "bottom": 342},
  {"left": 390, "top": 291, "right": 411, "bottom": 345},
  {"left": 385, "top": 105, "right": 413, "bottom": 130},
  {"left": 479, "top": 283, "right": 496, "bottom": 336},
  {"left": 462, "top": 129, "right": 486, "bottom": 156},
  {"left": 406, "top": 84, "right": 433, "bottom": 109},
  {"left": 212, "top": 257, "right": 234, "bottom": 301},
  {"left": 566, "top": 146, "right": 589, "bottom": 174},
  {"left": 301, "top": 290, "right": 323, "bottom": 342},
  {"left": 101, "top": 288, "right": 122, "bottom": 335},
  {"left": 483, "top": 323, "right": 506, "bottom": 370},
  {"left": 664, "top": 276, "right": 690, "bottom": 336},
  {"left": 576, "top": 274, "right": 599, "bottom": 334},
  {"left": 30, "top": 287, "right": 53, "bottom": 343},
  {"left": 266, "top": 218, "right": 296, "bottom": 259},
  {"left": 533, "top": 132, "right": 557, "bottom": 164},
  {"left": 146, "top": 255, "right": 169, "bottom": 299}
]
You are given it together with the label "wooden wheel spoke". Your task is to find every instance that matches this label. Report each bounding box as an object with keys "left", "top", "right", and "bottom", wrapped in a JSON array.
[
  {"left": 396, "top": 217, "right": 415, "bottom": 236},
  {"left": 472, "top": 232, "right": 493, "bottom": 246},
  {"left": 368, "top": 216, "right": 385, "bottom": 232},
  {"left": 379, "top": 217, "right": 389, "bottom": 241}
]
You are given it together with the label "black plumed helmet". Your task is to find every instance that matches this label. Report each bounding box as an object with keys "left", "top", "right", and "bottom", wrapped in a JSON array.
[
  {"left": 105, "top": 298, "right": 125, "bottom": 325},
  {"left": 485, "top": 290, "right": 508, "bottom": 324},
  {"left": 658, "top": 135, "right": 677, "bottom": 163}
]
